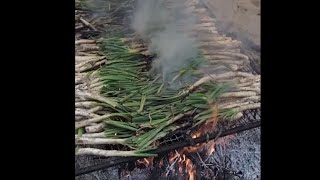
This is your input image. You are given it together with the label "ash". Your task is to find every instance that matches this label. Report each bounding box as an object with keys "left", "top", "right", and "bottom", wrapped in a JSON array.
[
  {"left": 120, "top": 168, "right": 151, "bottom": 180},
  {"left": 205, "top": 127, "right": 261, "bottom": 180},
  {"left": 75, "top": 156, "right": 119, "bottom": 180}
]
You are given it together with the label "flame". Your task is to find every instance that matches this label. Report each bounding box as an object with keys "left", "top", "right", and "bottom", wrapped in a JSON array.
[
  {"left": 177, "top": 154, "right": 186, "bottom": 174},
  {"left": 181, "top": 154, "right": 186, "bottom": 163},
  {"left": 185, "top": 158, "right": 196, "bottom": 180},
  {"left": 198, "top": 104, "right": 218, "bottom": 135},
  {"left": 137, "top": 157, "right": 154, "bottom": 167},
  {"left": 170, "top": 150, "right": 197, "bottom": 180},
  {"left": 174, "top": 104, "right": 219, "bottom": 179},
  {"left": 147, "top": 140, "right": 160, "bottom": 164},
  {"left": 168, "top": 151, "right": 179, "bottom": 164},
  {"left": 189, "top": 104, "right": 219, "bottom": 156},
  {"left": 192, "top": 132, "right": 201, "bottom": 139},
  {"left": 206, "top": 141, "right": 215, "bottom": 156},
  {"left": 160, "top": 103, "right": 219, "bottom": 180}
]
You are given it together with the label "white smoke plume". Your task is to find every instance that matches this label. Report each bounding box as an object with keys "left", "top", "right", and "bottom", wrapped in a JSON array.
[{"left": 132, "top": 0, "right": 201, "bottom": 87}]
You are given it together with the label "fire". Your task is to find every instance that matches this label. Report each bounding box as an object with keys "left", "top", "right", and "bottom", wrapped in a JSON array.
[
  {"left": 180, "top": 146, "right": 199, "bottom": 155},
  {"left": 206, "top": 141, "right": 215, "bottom": 156},
  {"left": 137, "top": 143, "right": 159, "bottom": 167},
  {"left": 173, "top": 104, "right": 219, "bottom": 179},
  {"left": 191, "top": 104, "right": 218, "bottom": 156},
  {"left": 137, "top": 157, "right": 154, "bottom": 167},
  {"left": 198, "top": 104, "right": 218, "bottom": 135},
  {"left": 178, "top": 154, "right": 186, "bottom": 174},
  {"left": 168, "top": 151, "right": 179, "bottom": 164},
  {"left": 179, "top": 104, "right": 218, "bottom": 156},
  {"left": 167, "top": 151, "right": 196, "bottom": 179},
  {"left": 191, "top": 132, "right": 201, "bottom": 139},
  {"left": 138, "top": 104, "right": 220, "bottom": 179},
  {"left": 185, "top": 158, "right": 196, "bottom": 180}
]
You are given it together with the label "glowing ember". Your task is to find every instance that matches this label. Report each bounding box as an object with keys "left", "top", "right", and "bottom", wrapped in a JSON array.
[{"left": 191, "top": 132, "right": 201, "bottom": 139}]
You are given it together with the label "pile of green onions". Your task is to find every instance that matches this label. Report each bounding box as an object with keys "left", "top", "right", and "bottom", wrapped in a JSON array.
[{"left": 80, "top": 35, "right": 238, "bottom": 151}]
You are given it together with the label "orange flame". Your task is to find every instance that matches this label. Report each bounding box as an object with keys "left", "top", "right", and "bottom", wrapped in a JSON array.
[
  {"left": 174, "top": 104, "right": 219, "bottom": 179},
  {"left": 137, "top": 157, "right": 154, "bottom": 167},
  {"left": 138, "top": 104, "right": 220, "bottom": 179},
  {"left": 192, "top": 104, "right": 219, "bottom": 156},
  {"left": 177, "top": 154, "right": 186, "bottom": 174},
  {"left": 185, "top": 158, "right": 196, "bottom": 180},
  {"left": 197, "top": 104, "right": 218, "bottom": 135},
  {"left": 168, "top": 151, "right": 179, "bottom": 164}
]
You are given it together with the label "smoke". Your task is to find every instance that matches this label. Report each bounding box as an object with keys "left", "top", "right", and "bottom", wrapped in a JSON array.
[
  {"left": 132, "top": 0, "right": 201, "bottom": 87},
  {"left": 148, "top": 29, "right": 199, "bottom": 82},
  {"left": 131, "top": 0, "right": 170, "bottom": 39}
]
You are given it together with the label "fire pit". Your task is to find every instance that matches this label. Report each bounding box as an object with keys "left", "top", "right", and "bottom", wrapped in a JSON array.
[{"left": 75, "top": 0, "right": 260, "bottom": 179}]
